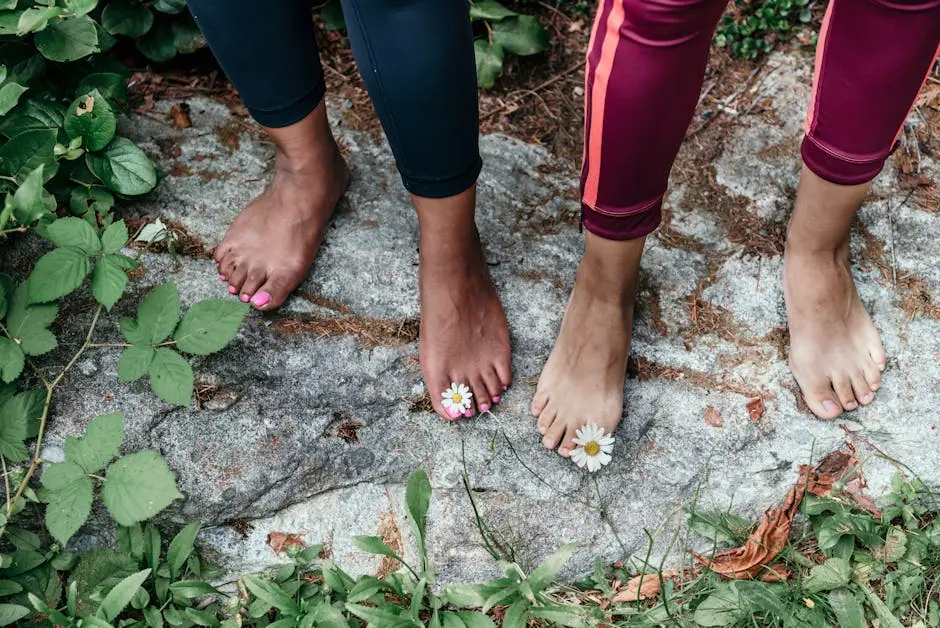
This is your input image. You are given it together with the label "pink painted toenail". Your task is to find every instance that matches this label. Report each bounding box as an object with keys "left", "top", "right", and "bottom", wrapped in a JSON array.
[
  {"left": 492, "top": 396, "right": 500, "bottom": 404},
  {"left": 463, "top": 409, "right": 472, "bottom": 418},
  {"left": 239, "top": 294, "right": 250, "bottom": 303},
  {"left": 228, "top": 285, "right": 237, "bottom": 294},
  {"left": 446, "top": 408, "right": 461, "bottom": 420},
  {"left": 219, "top": 275, "right": 226, "bottom": 281},
  {"left": 479, "top": 403, "right": 490, "bottom": 412},
  {"left": 503, "top": 385, "right": 508, "bottom": 391},
  {"left": 822, "top": 400, "right": 839, "bottom": 415},
  {"left": 251, "top": 291, "right": 271, "bottom": 308}
]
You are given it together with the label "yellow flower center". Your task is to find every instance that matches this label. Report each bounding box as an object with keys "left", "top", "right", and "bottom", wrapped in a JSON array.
[
  {"left": 452, "top": 393, "right": 463, "bottom": 404},
  {"left": 584, "top": 441, "right": 600, "bottom": 456}
]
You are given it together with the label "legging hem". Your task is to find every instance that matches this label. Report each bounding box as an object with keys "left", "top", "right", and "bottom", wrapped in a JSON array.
[
  {"left": 247, "top": 81, "right": 327, "bottom": 129},
  {"left": 581, "top": 199, "right": 662, "bottom": 241},
  {"left": 800, "top": 135, "right": 885, "bottom": 186},
  {"left": 401, "top": 156, "right": 483, "bottom": 199}
]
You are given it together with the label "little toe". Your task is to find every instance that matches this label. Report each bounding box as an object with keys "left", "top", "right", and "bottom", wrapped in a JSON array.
[
  {"left": 557, "top": 425, "right": 579, "bottom": 458},
  {"left": 542, "top": 416, "right": 565, "bottom": 450},
  {"left": 832, "top": 376, "right": 858, "bottom": 411},
  {"left": 862, "top": 360, "right": 882, "bottom": 392},
  {"left": 537, "top": 407, "right": 556, "bottom": 436},
  {"left": 218, "top": 257, "right": 237, "bottom": 284},
  {"left": 493, "top": 359, "right": 512, "bottom": 392}
]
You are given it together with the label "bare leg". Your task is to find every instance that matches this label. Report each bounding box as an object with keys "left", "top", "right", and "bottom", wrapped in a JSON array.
[
  {"left": 415, "top": 186, "right": 512, "bottom": 420},
  {"left": 784, "top": 165, "right": 886, "bottom": 419},
  {"left": 215, "top": 101, "right": 349, "bottom": 310},
  {"left": 533, "top": 232, "right": 645, "bottom": 456}
]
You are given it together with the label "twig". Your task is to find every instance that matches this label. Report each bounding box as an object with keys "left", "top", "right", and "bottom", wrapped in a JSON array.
[
  {"left": 481, "top": 60, "right": 586, "bottom": 121},
  {"left": 886, "top": 188, "right": 914, "bottom": 285},
  {"left": 1, "top": 457, "right": 9, "bottom": 516}
]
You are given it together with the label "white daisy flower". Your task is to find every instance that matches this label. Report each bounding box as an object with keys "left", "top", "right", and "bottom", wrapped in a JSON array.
[
  {"left": 442, "top": 383, "right": 473, "bottom": 414},
  {"left": 570, "top": 424, "right": 614, "bottom": 472}
]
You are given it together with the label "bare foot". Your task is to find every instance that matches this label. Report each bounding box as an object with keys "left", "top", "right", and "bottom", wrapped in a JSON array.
[
  {"left": 216, "top": 102, "right": 349, "bottom": 310},
  {"left": 416, "top": 187, "right": 511, "bottom": 421},
  {"left": 532, "top": 232, "right": 644, "bottom": 456},
  {"left": 784, "top": 166, "right": 886, "bottom": 419}
]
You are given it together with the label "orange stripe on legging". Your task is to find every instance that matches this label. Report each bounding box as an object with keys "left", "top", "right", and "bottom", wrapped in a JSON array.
[
  {"left": 581, "top": 2, "right": 606, "bottom": 169},
  {"left": 583, "top": 0, "right": 626, "bottom": 209},
  {"left": 804, "top": 0, "right": 835, "bottom": 136},
  {"left": 893, "top": 42, "right": 940, "bottom": 144}
]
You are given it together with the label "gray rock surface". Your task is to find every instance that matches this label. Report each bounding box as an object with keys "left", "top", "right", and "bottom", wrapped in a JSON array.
[{"left": 22, "top": 51, "right": 940, "bottom": 585}]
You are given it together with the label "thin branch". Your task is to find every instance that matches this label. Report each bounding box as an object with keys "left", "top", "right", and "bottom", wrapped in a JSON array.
[{"left": 481, "top": 60, "right": 586, "bottom": 121}]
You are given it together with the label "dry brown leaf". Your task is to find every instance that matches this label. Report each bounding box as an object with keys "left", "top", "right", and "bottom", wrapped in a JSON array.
[
  {"left": 915, "top": 86, "right": 940, "bottom": 108},
  {"left": 266, "top": 531, "right": 306, "bottom": 554},
  {"left": 704, "top": 405, "right": 724, "bottom": 428},
  {"left": 695, "top": 465, "right": 810, "bottom": 579},
  {"left": 807, "top": 449, "right": 857, "bottom": 496},
  {"left": 746, "top": 397, "right": 765, "bottom": 422},
  {"left": 612, "top": 571, "right": 681, "bottom": 603},
  {"left": 169, "top": 103, "right": 192, "bottom": 129},
  {"left": 843, "top": 478, "right": 882, "bottom": 518}
]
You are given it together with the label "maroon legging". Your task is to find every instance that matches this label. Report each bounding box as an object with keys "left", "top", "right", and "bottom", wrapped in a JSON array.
[{"left": 581, "top": 0, "right": 940, "bottom": 241}]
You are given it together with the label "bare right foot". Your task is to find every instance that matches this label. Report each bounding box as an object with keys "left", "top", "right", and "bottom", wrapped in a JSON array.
[
  {"left": 216, "top": 101, "right": 349, "bottom": 310},
  {"left": 532, "top": 232, "right": 645, "bottom": 457}
]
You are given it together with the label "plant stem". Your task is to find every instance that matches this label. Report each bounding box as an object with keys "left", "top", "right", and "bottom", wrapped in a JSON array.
[
  {"left": 4, "top": 305, "right": 104, "bottom": 522},
  {"left": 0, "top": 227, "right": 28, "bottom": 237},
  {"left": 1, "top": 457, "right": 9, "bottom": 516}
]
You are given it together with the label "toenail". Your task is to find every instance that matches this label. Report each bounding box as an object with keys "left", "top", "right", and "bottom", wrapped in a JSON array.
[
  {"left": 228, "top": 285, "right": 237, "bottom": 294},
  {"left": 542, "top": 437, "right": 553, "bottom": 448},
  {"left": 239, "top": 294, "right": 250, "bottom": 303},
  {"left": 503, "top": 385, "right": 508, "bottom": 391},
  {"left": 251, "top": 291, "right": 271, "bottom": 308},
  {"left": 822, "top": 400, "right": 840, "bottom": 415},
  {"left": 492, "top": 396, "right": 501, "bottom": 404},
  {"left": 446, "top": 408, "right": 461, "bottom": 420},
  {"left": 219, "top": 275, "right": 226, "bottom": 281},
  {"left": 861, "top": 393, "right": 874, "bottom": 404},
  {"left": 538, "top": 425, "right": 546, "bottom": 434},
  {"left": 479, "top": 403, "right": 490, "bottom": 412},
  {"left": 558, "top": 447, "right": 570, "bottom": 457},
  {"left": 463, "top": 409, "right": 472, "bottom": 418}
]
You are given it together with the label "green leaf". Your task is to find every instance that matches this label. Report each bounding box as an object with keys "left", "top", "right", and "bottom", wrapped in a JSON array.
[
  {"left": 135, "top": 21, "right": 178, "bottom": 62},
  {"left": 0, "top": 580, "right": 22, "bottom": 596},
  {"left": 168, "top": 580, "right": 217, "bottom": 598},
  {"left": 6, "top": 284, "right": 57, "bottom": 355},
  {"left": 502, "top": 600, "right": 528, "bottom": 628},
  {"left": 803, "top": 558, "right": 851, "bottom": 594},
  {"left": 16, "top": 6, "right": 62, "bottom": 35},
  {"left": 405, "top": 467, "right": 431, "bottom": 560},
  {"left": 137, "top": 282, "right": 181, "bottom": 343},
  {"left": 0, "top": 98, "right": 63, "bottom": 137},
  {"left": 101, "top": 450, "right": 183, "bottom": 525},
  {"left": 65, "top": 412, "right": 123, "bottom": 473},
  {"left": 101, "top": 0, "right": 153, "bottom": 37},
  {"left": 34, "top": 15, "right": 99, "bottom": 62},
  {"left": 0, "top": 604, "right": 29, "bottom": 626},
  {"left": 91, "top": 256, "right": 128, "bottom": 310},
  {"left": 528, "top": 543, "right": 575, "bottom": 594},
  {"left": 82, "top": 616, "right": 115, "bottom": 628},
  {"left": 11, "top": 164, "right": 48, "bottom": 226},
  {"left": 474, "top": 40, "right": 504, "bottom": 89},
  {"left": 101, "top": 220, "right": 129, "bottom": 254},
  {"left": 469, "top": 1, "right": 517, "bottom": 21},
  {"left": 0, "top": 128, "right": 58, "bottom": 183},
  {"left": 171, "top": 19, "right": 205, "bottom": 54},
  {"left": 149, "top": 348, "right": 193, "bottom": 406},
  {"left": 64, "top": 90, "right": 116, "bottom": 152},
  {"left": 86, "top": 137, "right": 157, "bottom": 196},
  {"left": 354, "top": 536, "right": 405, "bottom": 562},
  {"left": 859, "top": 583, "right": 904, "bottom": 628},
  {"left": 41, "top": 461, "right": 93, "bottom": 545},
  {"left": 63, "top": 0, "right": 99, "bottom": 17},
  {"left": 153, "top": 0, "right": 186, "bottom": 13},
  {"left": 0, "top": 82, "right": 27, "bottom": 116},
  {"left": 242, "top": 575, "right": 300, "bottom": 615},
  {"left": 97, "top": 568, "right": 151, "bottom": 622},
  {"left": 319, "top": 0, "right": 345, "bottom": 31},
  {"left": 47, "top": 216, "right": 102, "bottom": 254},
  {"left": 173, "top": 299, "right": 248, "bottom": 355},
  {"left": 117, "top": 345, "right": 153, "bottom": 383},
  {"left": 492, "top": 15, "right": 548, "bottom": 56},
  {"left": 0, "top": 338, "right": 24, "bottom": 383},
  {"left": 693, "top": 583, "right": 744, "bottom": 627},
  {"left": 827, "top": 588, "right": 866, "bottom": 628},
  {"left": 345, "top": 603, "right": 419, "bottom": 628},
  {"left": 0, "top": 391, "right": 35, "bottom": 461},
  {"left": 142, "top": 606, "right": 162, "bottom": 628},
  {"left": 167, "top": 521, "right": 200, "bottom": 578},
  {"left": 77, "top": 73, "right": 128, "bottom": 104},
  {"left": 28, "top": 247, "right": 91, "bottom": 303},
  {"left": 455, "top": 612, "right": 497, "bottom": 628},
  {"left": 70, "top": 186, "right": 114, "bottom": 218},
  {"left": 732, "top": 581, "right": 787, "bottom": 617}
]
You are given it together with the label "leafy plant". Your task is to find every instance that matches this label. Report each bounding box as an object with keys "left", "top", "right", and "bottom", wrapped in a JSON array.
[
  {"left": 714, "top": 0, "right": 815, "bottom": 59},
  {"left": 471, "top": 0, "right": 548, "bottom": 89}
]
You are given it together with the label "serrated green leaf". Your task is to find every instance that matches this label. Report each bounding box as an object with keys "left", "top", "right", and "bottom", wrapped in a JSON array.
[
  {"left": 137, "top": 282, "right": 181, "bottom": 343},
  {"left": 149, "top": 348, "right": 192, "bottom": 405},
  {"left": 11, "top": 164, "right": 48, "bottom": 226},
  {"left": 469, "top": 0, "right": 517, "bottom": 21},
  {"left": 117, "top": 345, "right": 153, "bottom": 382},
  {"left": 0, "top": 390, "right": 40, "bottom": 462},
  {"left": 0, "top": 82, "right": 27, "bottom": 116},
  {"left": 97, "top": 568, "right": 151, "bottom": 622},
  {"left": 0, "top": 604, "right": 28, "bottom": 626},
  {"left": 474, "top": 41, "right": 504, "bottom": 89},
  {"left": 167, "top": 521, "right": 200, "bottom": 578},
  {"left": 242, "top": 575, "right": 300, "bottom": 615},
  {"left": 803, "top": 558, "right": 851, "bottom": 594},
  {"left": 41, "top": 461, "right": 93, "bottom": 545},
  {"left": 101, "top": 0, "right": 153, "bottom": 37},
  {"left": 0, "top": 338, "right": 24, "bottom": 383},
  {"left": 34, "top": 15, "right": 99, "bottom": 62},
  {"left": 492, "top": 15, "right": 548, "bottom": 56},
  {"left": 65, "top": 90, "right": 116, "bottom": 152},
  {"left": 65, "top": 412, "right": 123, "bottom": 473},
  {"left": 28, "top": 247, "right": 91, "bottom": 303},
  {"left": 47, "top": 216, "right": 101, "bottom": 254},
  {"left": 86, "top": 137, "right": 157, "bottom": 196},
  {"left": 91, "top": 256, "right": 127, "bottom": 310},
  {"left": 70, "top": 186, "right": 114, "bottom": 218},
  {"left": 101, "top": 220, "right": 128, "bottom": 254},
  {"left": 827, "top": 588, "right": 865, "bottom": 628},
  {"left": 173, "top": 299, "right": 248, "bottom": 355},
  {"left": 0, "top": 128, "right": 58, "bottom": 183},
  {"left": 527, "top": 543, "right": 575, "bottom": 594},
  {"left": 101, "top": 450, "right": 182, "bottom": 525}
]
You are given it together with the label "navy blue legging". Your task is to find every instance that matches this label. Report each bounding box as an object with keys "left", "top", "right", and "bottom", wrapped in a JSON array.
[{"left": 187, "top": 0, "right": 481, "bottom": 199}]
